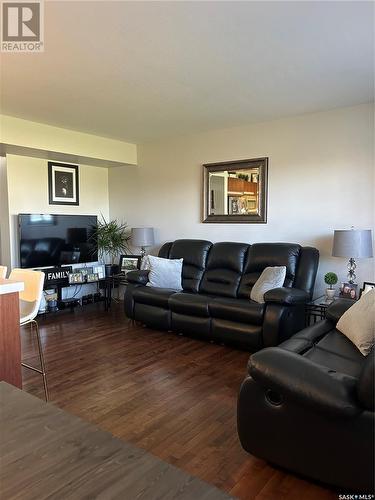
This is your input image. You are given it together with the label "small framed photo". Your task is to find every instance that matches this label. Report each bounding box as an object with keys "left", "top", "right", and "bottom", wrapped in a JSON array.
[
  {"left": 76, "top": 267, "right": 93, "bottom": 281},
  {"left": 359, "top": 282, "right": 375, "bottom": 298},
  {"left": 228, "top": 196, "right": 240, "bottom": 215},
  {"left": 48, "top": 162, "right": 79, "bottom": 206},
  {"left": 339, "top": 282, "right": 358, "bottom": 300},
  {"left": 87, "top": 273, "right": 99, "bottom": 283},
  {"left": 68, "top": 272, "right": 84, "bottom": 284},
  {"left": 119, "top": 255, "right": 141, "bottom": 274},
  {"left": 93, "top": 264, "right": 105, "bottom": 279}
]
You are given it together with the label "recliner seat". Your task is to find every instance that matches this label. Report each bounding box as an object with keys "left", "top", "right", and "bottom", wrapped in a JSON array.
[
  {"left": 124, "top": 239, "right": 319, "bottom": 350},
  {"left": 237, "top": 299, "right": 374, "bottom": 491}
]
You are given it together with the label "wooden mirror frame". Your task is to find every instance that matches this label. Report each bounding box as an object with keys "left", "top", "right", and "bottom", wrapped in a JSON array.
[{"left": 203, "top": 157, "right": 268, "bottom": 223}]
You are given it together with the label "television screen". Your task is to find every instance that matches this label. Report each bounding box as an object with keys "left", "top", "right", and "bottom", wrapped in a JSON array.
[{"left": 19, "top": 214, "right": 98, "bottom": 268}]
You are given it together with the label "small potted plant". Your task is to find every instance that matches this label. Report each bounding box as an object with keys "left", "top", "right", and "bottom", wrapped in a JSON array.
[
  {"left": 324, "top": 272, "right": 338, "bottom": 301},
  {"left": 93, "top": 216, "right": 131, "bottom": 276}
]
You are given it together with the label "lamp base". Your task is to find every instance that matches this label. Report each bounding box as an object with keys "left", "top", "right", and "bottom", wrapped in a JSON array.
[
  {"left": 347, "top": 257, "right": 357, "bottom": 284},
  {"left": 140, "top": 247, "right": 146, "bottom": 258}
]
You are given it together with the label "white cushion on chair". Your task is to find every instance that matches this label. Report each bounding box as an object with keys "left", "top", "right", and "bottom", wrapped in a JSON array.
[
  {"left": 20, "top": 300, "right": 39, "bottom": 325},
  {"left": 9, "top": 269, "right": 45, "bottom": 324},
  {"left": 0, "top": 265, "right": 7, "bottom": 279}
]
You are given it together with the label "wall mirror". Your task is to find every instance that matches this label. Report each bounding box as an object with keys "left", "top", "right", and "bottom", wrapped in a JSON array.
[{"left": 203, "top": 157, "right": 268, "bottom": 223}]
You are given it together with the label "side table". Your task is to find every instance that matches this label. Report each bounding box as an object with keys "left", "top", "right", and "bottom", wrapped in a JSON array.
[
  {"left": 305, "top": 295, "right": 355, "bottom": 326},
  {"left": 99, "top": 274, "right": 128, "bottom": 311},
  {"left": 305, "top": 295, "right": 332, "bottom": 326}
]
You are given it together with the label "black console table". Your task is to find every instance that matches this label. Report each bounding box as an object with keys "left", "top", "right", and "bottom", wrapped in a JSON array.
[{"left": 42, "top": 274, "right": 128, "bottom": 314}]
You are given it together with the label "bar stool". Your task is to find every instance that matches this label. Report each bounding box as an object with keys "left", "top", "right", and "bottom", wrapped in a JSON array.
[
  {"left": 0, "top": 265, "right": 7, "bottom": 279},
  {"left": 9, "top": 268, "right": 49, "bottom": 401}
]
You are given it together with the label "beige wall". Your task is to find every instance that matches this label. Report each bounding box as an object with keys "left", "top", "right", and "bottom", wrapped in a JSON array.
[
  {"left": 1, "top": 115, "right": 137, "bottom": 166},
  {"left": 0, "top": 157, "right": 11, "bottom": 267},
  {"left": 5, "top": 154, "right": 109, "bottom": 268},
  {"left": 109, "top": 104, "right": 375, "bottom": 297}
]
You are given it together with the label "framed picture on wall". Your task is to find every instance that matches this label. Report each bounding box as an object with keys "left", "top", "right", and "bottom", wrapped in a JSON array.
[{"left": 48, "top": 162, "right": 79, "bottom": 205}]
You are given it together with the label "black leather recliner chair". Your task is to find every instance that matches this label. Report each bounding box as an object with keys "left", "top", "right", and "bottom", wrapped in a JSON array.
[
  {"left": 237, "top": 299, "right": 374, "bottom": 492},
  {"left": 124, "top": 239, "right": 319, "bottom": 350}
]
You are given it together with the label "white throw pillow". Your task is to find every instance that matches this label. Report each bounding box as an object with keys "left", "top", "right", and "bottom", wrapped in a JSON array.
[
  {"left": 250, "top": 266, "right": 287, "bottom": 304},
  {"left": 146, "top": 255, "right": 183, "bottom": 290},
  {"left": 336, "top": 288, "right": 375, "bottom": 356}
]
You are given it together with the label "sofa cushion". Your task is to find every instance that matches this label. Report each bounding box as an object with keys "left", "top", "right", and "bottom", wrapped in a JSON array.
[
  {"left": 280, "top": 320, "right": 333, "bottom": 354},
  {"left": 211, "top": 319, "right": 263, "bottom": 351},
  {"left": 238, "top": 243, "right": 301, "bottom": 298},
  {"left": 132, "top": 286, "right": 177, "bottom": 309},
  {"left": 200, "top": 242, "right": 249, "bottom": 297},
  {"left": 169, "top": 239, "right": 212, "bottom": 293},
  {"left": 209, "top": 297, "right": 265, "bottom": 326},
  {"left": 169, "top": 292, "right": 212, "bottom": 317},
  {"left": 303, "top": 330, "right": 364, "bottom": 378},
  {"left": 357, "top": 348, "right": 374, "bottom": 410},
  {"left": 158, "top": 241, "right": 173, "bottom": 258},
  {"left": 146, "top": 255, "right": 183, "bottom": 290},
  {"left": 250, "top": 266, "right": 286, "bottom": 304},
  {"left": 336, "top": 288, "right": 375, "bottom": 356}
]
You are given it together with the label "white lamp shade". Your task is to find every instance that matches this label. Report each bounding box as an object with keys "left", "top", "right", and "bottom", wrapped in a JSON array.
[
  {"left": 131, "top": 227, "right": 154, "bottom": 248},
  {"left": 332, "top": 229, "right": 373, "bottom": 258}
]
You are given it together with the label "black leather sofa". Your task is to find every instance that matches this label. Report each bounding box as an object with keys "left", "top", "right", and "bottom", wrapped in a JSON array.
[
  {"left": 237, "top": 299, "right": 374, "bottom": 492},
  {"left": 124, "top": 239, "right": 319, "bottom": 350}
]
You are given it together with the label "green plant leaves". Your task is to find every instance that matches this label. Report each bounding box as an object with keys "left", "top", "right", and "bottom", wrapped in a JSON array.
[{"left": 91, "top": 215, "right": 131, "bottom": 264}]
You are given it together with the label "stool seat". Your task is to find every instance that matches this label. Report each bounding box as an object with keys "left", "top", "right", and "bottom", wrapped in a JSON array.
[{"left": 9, "top": 269, "right": 48, "bottom": 401}]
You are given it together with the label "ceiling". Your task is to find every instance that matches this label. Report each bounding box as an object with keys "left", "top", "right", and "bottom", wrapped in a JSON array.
[{"left": 1, "top": 1, "right": 374, "bottom": 143}]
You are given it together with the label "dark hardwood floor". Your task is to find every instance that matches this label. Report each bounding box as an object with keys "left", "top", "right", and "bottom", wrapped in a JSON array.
[{"left": 21, "top": 302, "right": 335, "bottom": 500}]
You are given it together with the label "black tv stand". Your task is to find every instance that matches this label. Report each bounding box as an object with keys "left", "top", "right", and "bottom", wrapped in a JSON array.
[
  {"left": 58, "top": 297, "right": 81, "bottom": 311},
  {"left": 42, "top": 274, "right": 127, "bottom": 315}
]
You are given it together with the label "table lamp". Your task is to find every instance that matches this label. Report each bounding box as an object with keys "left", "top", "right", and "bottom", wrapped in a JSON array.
[
  {"left": 131, "top": 227, "right": 154, "bottom": 257},
  {"left": 332, "top": 229, "right": 373, "bottom": 284}
]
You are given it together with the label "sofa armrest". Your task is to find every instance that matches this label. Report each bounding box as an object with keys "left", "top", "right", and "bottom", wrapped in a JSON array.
[
  {"left": 264, "top": 287, "right": 310, "bottom": 305},
  {"left": 248, "top": 347, "right": 360, "bottom": 418},
  {"left": 326, "top": 298, "right": 354, "bottom": 324},
  {"left": 126, "top": 270, "right": 149, "bottom": 285}
]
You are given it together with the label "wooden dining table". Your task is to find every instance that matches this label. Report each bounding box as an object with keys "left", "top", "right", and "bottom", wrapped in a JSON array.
[{"left": 0, "top": 382, "right": 232, "bottom": 500}]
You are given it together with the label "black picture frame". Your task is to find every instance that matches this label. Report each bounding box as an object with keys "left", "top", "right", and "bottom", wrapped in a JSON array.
[
  {"left": 359, "top": 281, "right": 375, "bottom": 298},
  {"left": 48, "top": 162, "right": 79, "bottom": 206},
  {"left": 119, "top": 254, "right": 141, "bottom": 274},
  {"left": 339, "top": 282, "right": 358, "bottom": 300}
]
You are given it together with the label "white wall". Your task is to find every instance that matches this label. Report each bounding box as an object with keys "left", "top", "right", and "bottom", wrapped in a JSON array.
[
  {"left": 2, "top": 154, "right": 110, "bottom": 304},
  {"left": 6, "top": 154, "right": 109, "bottom": 269},
  {"left": 0, "top": 157, "right": 11, "bottom": 268},
  {"left": 109, "top": 104, "right": 375, "bottom": 297},
  {"left": 1, "top": 114, "right": 137, "bottom": 166}
]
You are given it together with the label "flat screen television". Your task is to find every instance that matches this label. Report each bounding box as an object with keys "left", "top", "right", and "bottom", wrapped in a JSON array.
[{"left": 19, "top": 214, "right": 98, "bottom": 268}]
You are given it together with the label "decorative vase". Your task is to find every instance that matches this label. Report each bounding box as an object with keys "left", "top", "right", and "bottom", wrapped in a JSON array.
[{"left": 325, "top": 288, "right": 335, "bottom": 301}]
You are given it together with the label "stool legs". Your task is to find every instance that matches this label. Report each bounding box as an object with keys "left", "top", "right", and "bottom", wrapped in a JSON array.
[{"left": 21, "top": 320, "right": 49, "bottom": 402}]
